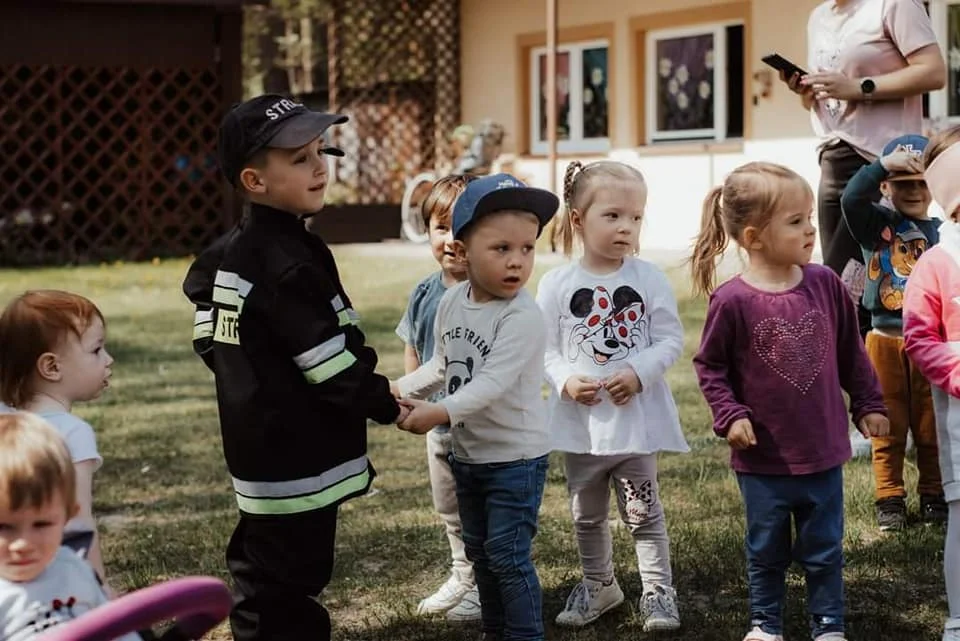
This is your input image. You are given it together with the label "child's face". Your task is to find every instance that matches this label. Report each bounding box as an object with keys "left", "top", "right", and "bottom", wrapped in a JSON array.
[
  {"left": 455, "top": 211, "right": 538, "bottom": 303},
  {"left": 247, "top": 136, "right": 331, "bottom": 215},
  {"left": 882, "top": 179, "right": 932, "bottom": 219},
  {"left": 0, "top": 493, "right": 72, "bottom": 583},
  {"left": 428, "top": 215, "right": 466, "bottom": 278},
  {"left": 574, "top": 179, "right": 645, "bottom": 266},
  {"left": 52, "top": 315, "right": 113, "bottom": 404},
  {"left": 752, "top": 186, "right": 817, "bottom": 266}
]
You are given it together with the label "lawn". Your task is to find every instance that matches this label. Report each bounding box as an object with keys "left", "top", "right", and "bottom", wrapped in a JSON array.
[{"left": 0, "top": 246, "right": 947, "bottom": 641}]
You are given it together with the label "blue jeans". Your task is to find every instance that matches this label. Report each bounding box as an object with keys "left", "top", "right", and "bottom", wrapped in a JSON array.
[
  {"left": 737, "top": 466, "right": 845, "bottom": 639},
  {"left": 451, "top": 455, "right": 548, "bottom": 641}
]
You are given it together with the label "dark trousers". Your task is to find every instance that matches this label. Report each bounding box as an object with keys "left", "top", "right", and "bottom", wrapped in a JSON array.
[
  {"left": 227, "top": 507, "right": 338, "bottom": 641},
  {"left": 818, "top": 140, "right": 877, "bottom": 339},
  {"left": 737, "top": 467, "right": 845, "bottom": 639}
]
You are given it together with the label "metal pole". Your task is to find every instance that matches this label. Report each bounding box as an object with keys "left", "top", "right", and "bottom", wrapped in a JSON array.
[{"left": 546, "top": 0, "right": 558, "bottom": 250}]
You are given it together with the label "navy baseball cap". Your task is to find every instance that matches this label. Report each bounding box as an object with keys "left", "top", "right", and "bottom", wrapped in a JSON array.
[
  {"left": 881, "top": 134, "right": 928, "bottom": 182},
  {"left": 217, "top": 94, "right": 347, "bottom": 187},
  {"left": 452, "top": 173, "right": 559, "bottom": 239}
]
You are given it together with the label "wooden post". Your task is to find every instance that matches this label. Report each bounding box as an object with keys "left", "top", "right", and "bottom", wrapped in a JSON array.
[{"left": 546, "top": 0, "right": 558, "bottom": 251}]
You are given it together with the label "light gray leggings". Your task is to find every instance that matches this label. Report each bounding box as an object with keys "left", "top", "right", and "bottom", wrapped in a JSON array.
[
  {"left": 947, "top": 501, "right": 960, "bottom": 632},
  {"left": 565, "top": 452, "right": 672, "bottom": 591}
]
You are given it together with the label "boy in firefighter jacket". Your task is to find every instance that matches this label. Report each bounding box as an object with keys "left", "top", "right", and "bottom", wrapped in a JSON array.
[{"left": 183, "top": 94, "right": 407, "bottom": 641}]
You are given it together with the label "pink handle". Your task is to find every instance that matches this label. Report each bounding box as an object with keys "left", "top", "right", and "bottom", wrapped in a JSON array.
[{"left": 39, "top": 576, "right": 233, "bottom": 641}]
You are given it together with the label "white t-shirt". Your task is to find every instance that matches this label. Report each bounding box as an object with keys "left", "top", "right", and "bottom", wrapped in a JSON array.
[
  {"left": 536, "top": 258, "right": 690, "bottom": 455},
  {"left": 398, "top": 282, "right": 549, "bottom": 464},
  {"left": 0, "top": 547, "right": 140, "bottom": 641},
  {"left": 0, "top": 406, "right": 102, "bottom": 533}
]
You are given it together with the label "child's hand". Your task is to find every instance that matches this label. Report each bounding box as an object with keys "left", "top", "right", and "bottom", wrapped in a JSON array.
[
  {"left": 563, "top": 376, "right": 603, "bottom": 406},
  {"left": 726, "top": 418, "right": 757, "bottom": 450},
  {"left": 881, "top": 149, "right": 923, "bottom": 175},
  {"left": 389, "top": 380, "right": 401, "bottom": 399},
  {"left": 858, "top": 412, "right": 889, "bottom": 438},
  {"left": 397, "top": 399, "right": 447, "bottom": 435},
  {"left": 602, "top": 369, "right": 642, "bottom": 405},
  {"left": 394, "top": 401, "right": 412, "bottom": 425}
]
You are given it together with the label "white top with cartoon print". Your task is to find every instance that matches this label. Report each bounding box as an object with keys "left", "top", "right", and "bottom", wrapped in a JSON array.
[
  {"left": 397, "top": 281, "right": 549, "bottom": 464},
  {"left": 536, "top": 258, "right": 689, "bottom": 455},
  {"left": 0, "top": 547, "right": 140, "bottom": 641}
]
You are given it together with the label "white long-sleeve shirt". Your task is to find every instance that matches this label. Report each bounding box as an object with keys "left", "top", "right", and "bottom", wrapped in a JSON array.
[
  {"left": 536, "top": 258, "right": 689, "bottom": 455},
  {"left": 398, "top": 282, "right": 549, "bottom": 464}
]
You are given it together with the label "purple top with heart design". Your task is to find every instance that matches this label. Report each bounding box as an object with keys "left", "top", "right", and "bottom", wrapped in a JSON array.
[{"left": 694, "top": 264, "right": 886, "bottom": 475}]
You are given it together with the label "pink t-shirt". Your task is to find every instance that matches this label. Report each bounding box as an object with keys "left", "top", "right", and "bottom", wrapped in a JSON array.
[{"left": 807, "top": 0, "right": 937, "bottom": 158}]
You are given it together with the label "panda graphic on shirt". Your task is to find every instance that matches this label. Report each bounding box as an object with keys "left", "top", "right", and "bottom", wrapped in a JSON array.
[
  {"left": 567, "top": 285, "right": 649, "bottom": 366},
  {"left": 440, "top": 324, "right": 491, "bottom": 429}
]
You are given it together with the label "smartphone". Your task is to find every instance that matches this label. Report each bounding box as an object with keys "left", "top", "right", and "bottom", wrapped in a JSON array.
[{"left": 762, "top": 53, "right": 808, "bottom": 79}]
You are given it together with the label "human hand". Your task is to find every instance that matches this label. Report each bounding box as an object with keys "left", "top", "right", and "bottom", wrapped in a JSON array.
[
  {"left": 395, "top": 401, "right": 412, "bottom": 425},
  {"left": 563, "top": 375, "right": 603, "bottom": 406},
  {"left": 779, "top": 69, "right": 813, "bottom": 97},
  {"left": 397, "top": 399, "right": 448, "bottom": 435},
  {"left": 858, "top": 412, "right": 889, "bottom": 438},
  {"left": 726, "top": 418, "right": 757, "bottom": 450},
  {"left": 881, "top": 149, "right": 923, "bottom": 176},
  {"left": 800, "top": 71, "right": 862, "bottom": 102},
  {"left": 602, "top": 368, "right": 642, "bottom": 405}
]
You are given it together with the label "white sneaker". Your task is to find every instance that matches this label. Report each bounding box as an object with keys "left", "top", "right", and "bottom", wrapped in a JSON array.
[
  {"left": 639, "top": 584, "right": 681, "bottom": 632},
  {"left": 416, "top": 575, "right": 471, "bottom": 615},
  {"left": 446, "top": 585, "right": 482, "bottom": 622},
  {"left": 944, "top": 625, "right": 960, "bottom": 641},
  {"left": 554, "top": 577, "right": 625, "bottom": 627},
  {"left": 813, "top": 634, "right": 846, "bottom": 641},
  {"left": 743, "top": 627, "right": 783, "bottom": 641}
]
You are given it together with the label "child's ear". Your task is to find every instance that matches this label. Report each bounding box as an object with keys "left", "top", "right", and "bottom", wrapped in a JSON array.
[
  {"left": 453, "top": 240, "right": 467, "bottom": 264},
  {"left": 239, "top": 167, "right": 267, "bottom": 194},
  {"left": 570, "top": 209, "right": 584, "bottom": 231},
  {"left": 880, "top": 181, "right": 892, "bottom": 200},
  {"left": 67, "top": 502, "right": 80, "bottom": 519},
  {"left": 35, "top": 352, "right": 62, "bottom": 383},
  {"left": 742, "top": 225, "right": 763, "bottom": 251}
]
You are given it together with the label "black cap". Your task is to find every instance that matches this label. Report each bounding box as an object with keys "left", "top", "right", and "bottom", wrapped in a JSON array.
[{"left": 217, "top": 94, "right": 348, "bottom": 187}]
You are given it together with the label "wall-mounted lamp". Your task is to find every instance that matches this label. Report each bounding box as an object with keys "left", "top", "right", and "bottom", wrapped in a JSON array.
[{"left": 753, "top": 69, "right": 773, "bottom": 105}]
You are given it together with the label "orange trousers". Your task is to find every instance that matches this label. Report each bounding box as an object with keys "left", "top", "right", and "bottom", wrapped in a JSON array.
[{"left": 865, "top": 331, "right": 943, "bottom": 500}]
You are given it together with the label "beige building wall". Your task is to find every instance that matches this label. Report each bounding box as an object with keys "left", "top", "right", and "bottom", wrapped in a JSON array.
[{"left": 460, "top": 0, "right": 822, "bottom": 151}]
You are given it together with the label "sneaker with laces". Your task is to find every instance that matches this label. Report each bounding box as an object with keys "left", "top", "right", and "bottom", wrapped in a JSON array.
[
  {"left": 742, "top": 626, "right": 783, "bottom": 641},
  {"left": 639, "top": 584, "right": 681, "bottom": 632},
  {"left": 446, "top": 585, "right": 482, "bottom": 622},
  {"left": 921, "top": 495, "right": 949, "bottom": 525},
  {"left": 416, "top": 575, "right": 472, "bottom": 615},
  {"left": 944, "top": 625, "right": 960, "bottom": 641},
  {"left": 554, "top": 577, "right": 625, "bottom": 627},
  {"left": 876, "top": 496, "right": 907, "bottom": 531}
]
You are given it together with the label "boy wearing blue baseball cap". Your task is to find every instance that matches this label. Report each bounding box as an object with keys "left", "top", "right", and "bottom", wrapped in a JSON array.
[
  {"left": 392, "top": 173, "right": 558, "bottom": 641},
  {"left": 841, "top": 133, "right": 946, "bottom": 532}
]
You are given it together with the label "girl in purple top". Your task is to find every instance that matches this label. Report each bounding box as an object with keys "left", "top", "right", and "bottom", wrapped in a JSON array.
[{"left": 690, "top": 161, "right": 889, "bottom": 641}]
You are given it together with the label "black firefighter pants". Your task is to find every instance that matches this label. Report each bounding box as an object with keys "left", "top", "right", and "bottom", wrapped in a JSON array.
[
  {"left": 817, "top": 140, "right": 878, "bottom": 339},
  {"left": 227, "top": 506, "right": 338, "bottom": 641}
]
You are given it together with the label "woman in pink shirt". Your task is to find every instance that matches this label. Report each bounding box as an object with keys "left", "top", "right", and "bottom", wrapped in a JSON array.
[
  {"left": 903, "top": 126, "right": 960, "bottom": 641},
  {"left": 781, "top": 0, "right": 945, "bottom": 338}
]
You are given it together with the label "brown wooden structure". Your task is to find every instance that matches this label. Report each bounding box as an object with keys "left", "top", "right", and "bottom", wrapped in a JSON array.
[{"left": 0, "top": 0, "right": 243, "bottom": 265}]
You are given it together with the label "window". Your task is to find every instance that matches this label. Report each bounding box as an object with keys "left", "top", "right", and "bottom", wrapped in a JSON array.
[
  {"left": 929, "top": 0, "right": 960, "bottom": 123},
  {"left": 529, "top": 40, "right": 610, "bottom": 154},
  {"left": 644, "top": 22, "right": 744, "bottom": 144}
]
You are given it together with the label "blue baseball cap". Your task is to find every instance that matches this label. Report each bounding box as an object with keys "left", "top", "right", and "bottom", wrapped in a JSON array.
[
  {"left": 881, "top": 134, "right": 928, "bottom": 182},
  {"left": 452, "top": 173, "right": 559, "bottom": 239}
]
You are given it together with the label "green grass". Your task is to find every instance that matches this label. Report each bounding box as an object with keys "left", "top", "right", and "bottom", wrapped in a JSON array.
[{"left": 0, "top": 248, "right": 947, "bottom": 640}]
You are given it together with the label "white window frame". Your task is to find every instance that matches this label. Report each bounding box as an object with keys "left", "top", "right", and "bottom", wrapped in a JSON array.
[
  {"left": 529, "top": 39, "right": 611, "bottom": 155},
  {"left": 644, "top": 21, "right": 740, "bottom": 144},
  {"left": 929, "top": 0, "right": 960, "bottom": 123}
]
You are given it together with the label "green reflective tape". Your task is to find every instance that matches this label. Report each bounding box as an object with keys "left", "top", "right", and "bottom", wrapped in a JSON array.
[
  {"left": 214, "top": 309, "right": 240, "bottom": 345},
  {"left": 235, "top": 468, "right": 370, "bottom": 515},
  {"left": 193, "top": 321, "right": 214, "bottom": 340},
  {"left": 302, "top": 350, "right": 356, "bottom": 383}
]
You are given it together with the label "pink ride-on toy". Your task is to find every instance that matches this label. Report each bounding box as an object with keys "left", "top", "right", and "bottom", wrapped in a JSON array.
[{"left": 39, "top": 576, "right": 233, "bottom": 641}]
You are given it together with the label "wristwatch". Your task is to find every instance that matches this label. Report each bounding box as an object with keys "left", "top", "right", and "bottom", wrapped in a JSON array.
[{"left": 860, "top": 78, "right": 876, "bottom": 100}]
